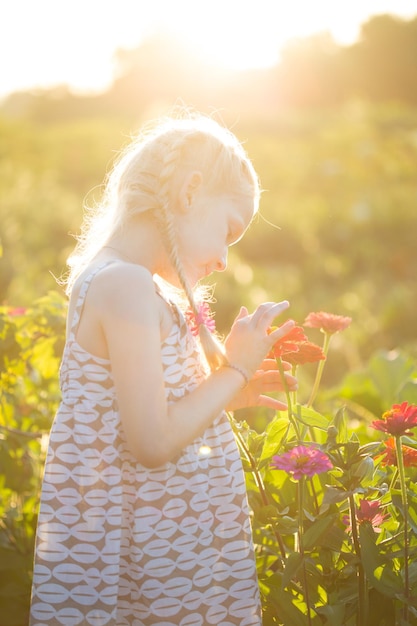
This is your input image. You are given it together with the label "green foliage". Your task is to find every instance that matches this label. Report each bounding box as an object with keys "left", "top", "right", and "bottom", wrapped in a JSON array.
[
  {"left": 2, "top": 102, "right": 417, "bottom": 370},
  {"left": 0, "top": 115, "right": 125, "bottom": 303},
  {"left": 1, "top": 270, "right": 417, "bottom": 625},
  {"left": 230, "top": 327, "right": 417, "bottom": 625},
  {"left": 1, "top": 73, "right": 417, "bottom": 623},
  {"left": 0, "top": 293, "right": 66, "bottom": 626}
]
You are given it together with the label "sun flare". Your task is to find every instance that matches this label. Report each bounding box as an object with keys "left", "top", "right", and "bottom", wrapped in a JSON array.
[{"left": 2, "top": 0, "right": 416, "bottom": 97}]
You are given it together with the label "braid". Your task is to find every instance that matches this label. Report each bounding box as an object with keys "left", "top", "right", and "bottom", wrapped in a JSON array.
[{"left": 155, "top": 135, "right": 227, "bottom": 371}]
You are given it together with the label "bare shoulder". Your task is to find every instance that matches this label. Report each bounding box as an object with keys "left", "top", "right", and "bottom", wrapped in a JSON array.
[
  {"left": 95, "top": 263, "right": 161, "bottom": 334},
  {"left": 89, "top": 262, "right": 159, "bottom": 318},
  {"left": 90, "top": 262, "right": 155, "bottom": 304},
  {"left": 68, "top": 262, "right": 163, "bottom": 359}
]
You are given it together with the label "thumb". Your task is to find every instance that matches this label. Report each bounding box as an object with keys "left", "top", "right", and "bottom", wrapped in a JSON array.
[{"left": 236, "top": 306, "right": 249, "bottom": 320}]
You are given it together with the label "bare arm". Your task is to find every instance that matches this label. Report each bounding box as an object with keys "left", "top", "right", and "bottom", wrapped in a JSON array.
[{"left": 95, "top": 265, "right": 293, "bottom": 467}]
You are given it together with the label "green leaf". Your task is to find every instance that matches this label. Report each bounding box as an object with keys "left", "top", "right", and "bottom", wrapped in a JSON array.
[
  {"left": 264, "top": 575, "right": 313, "bottom": 626},
  {"left": 369, "top": 350, "right": 416, "bottom": 406},
  {"left": 350, "top": 456, "right": 375, "bottom": 485},
  {"left": 315, "top": 603, "right": 346, "bottom": 626},
  {"left": 303, "top": 515, "right": 337, "bottom": 550},
  {"left": 330, "top": 406, "right": 348, "bottom": 443},
  {"left": 399, "top": 379, "right": 417, "bottom": 404},
  {"left": 296, "top": 405, "right": 330, "bottom": 430},
  {"left": 260, "top": 416, "right": 289, "bottom": 463},
  {"left": 359, "top": 523, "right": 404, "bottom": 597},
  {"left": 322, "top": 486, "right": 350, "bottom": 506},
  {"left": 282, "top": 552, "right": 303, "bottom": 589}
]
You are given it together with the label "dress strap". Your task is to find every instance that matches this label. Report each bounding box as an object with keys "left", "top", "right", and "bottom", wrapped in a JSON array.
[{"left": 68, "top": 261, "right": 115, "bottom": 340}]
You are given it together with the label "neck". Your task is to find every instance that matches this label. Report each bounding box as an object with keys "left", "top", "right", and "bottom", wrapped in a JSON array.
[{"left": 101, "top": 220, "right": 175, "bottom": 283}]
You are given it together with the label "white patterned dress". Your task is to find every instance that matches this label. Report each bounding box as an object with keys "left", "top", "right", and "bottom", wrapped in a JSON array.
[{"left": 30, "top": 262, "right": 262, "bottom": 626}]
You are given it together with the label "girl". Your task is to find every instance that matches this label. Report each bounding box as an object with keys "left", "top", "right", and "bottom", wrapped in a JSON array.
[{"left": 30, "top": 112, "right": 296, "bottom": 625}]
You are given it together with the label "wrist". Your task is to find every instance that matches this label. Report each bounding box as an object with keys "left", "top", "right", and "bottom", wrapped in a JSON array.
[{"left": 221, "top": 361, "right": 250, "bottom": 387}]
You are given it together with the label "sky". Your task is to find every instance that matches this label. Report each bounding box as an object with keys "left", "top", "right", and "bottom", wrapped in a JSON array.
[{"left": 1, "top": 0, "right": 416, "bottom": 99}]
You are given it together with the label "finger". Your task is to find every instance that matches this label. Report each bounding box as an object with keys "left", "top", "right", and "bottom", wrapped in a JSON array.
[
  {"left": 259, "top": 358, "right": 293, "bottom": 372},
  {"left": 262, "top": 306, "right": 293, "bottom": 331},
  {"left": 251, "top": 301, "right": 289, "bottom": 326},
  {"left": 256, "top": 395, "right": 288, "bottom": 411},
  {"left": 284, "top": 375, "right": 298, "bottom": 390},
  {"left": 257, "top": 359, "right": 279, "bottom": 371},
  {"left": 252, "top": 370, "right": 298, "bottom": 391},
  {"left": 235, "top": 306, "right": 249, "bottom": 321},
  {"left": 268, "top": 319, "right": 295, "bottom": 342}
]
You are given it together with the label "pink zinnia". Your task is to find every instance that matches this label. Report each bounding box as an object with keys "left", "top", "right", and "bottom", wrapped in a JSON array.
[
  {"left": 185, "top": 302, "right": 216, "bottom": 336},
  {"left": 356, "top": 499, "right": 388, "bottom": 532},
  {"left": 267, "top": 323, "right": 308, "bottom": 359},
  {"left": 371, "top": 401, "right": 417, "bottom": 437},
  {"left": 304, "top": 311, "right": 351, "bottom": 334},
  {"left": 271, "top": 445, "right": 333, "bottom": 479},
  {"left": 284, "top": 341, "right": 326, "bottom": 366}
]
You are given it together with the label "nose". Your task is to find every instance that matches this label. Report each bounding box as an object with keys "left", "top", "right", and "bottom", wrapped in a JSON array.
[{"left": 216, "top": 251, "right": 228, "bottom": 272}]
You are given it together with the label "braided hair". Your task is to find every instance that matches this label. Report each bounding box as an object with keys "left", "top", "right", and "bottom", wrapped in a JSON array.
[{"left": 66, "top": 112, "right": 260, "bottom": 370}]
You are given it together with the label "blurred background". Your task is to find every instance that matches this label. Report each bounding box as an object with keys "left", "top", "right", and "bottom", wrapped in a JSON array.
[{"left": 1, "top": 0, "right": 417, "bottom": 372}]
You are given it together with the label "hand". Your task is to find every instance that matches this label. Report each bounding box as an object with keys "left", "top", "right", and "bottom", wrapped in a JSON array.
[
  {"left": 224, "top": 301, "right": 295, "bottom": 380},
  {"left": 226, "top": 358, "right": 298, "bottom": 411}
]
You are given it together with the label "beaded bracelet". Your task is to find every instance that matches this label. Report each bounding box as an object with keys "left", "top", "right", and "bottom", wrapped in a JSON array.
[{"left": 223, "top": 362, "right": 250, "bottom": 387}]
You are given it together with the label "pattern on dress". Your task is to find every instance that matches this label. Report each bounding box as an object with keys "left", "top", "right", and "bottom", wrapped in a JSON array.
[{"left": 30, "top": 262, "right": 262, "bottom": 626}]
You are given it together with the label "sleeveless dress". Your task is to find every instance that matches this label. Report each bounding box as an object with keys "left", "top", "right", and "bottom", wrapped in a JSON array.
[{"left": 30, "top": 262, "right": 262, "bottom": 626}]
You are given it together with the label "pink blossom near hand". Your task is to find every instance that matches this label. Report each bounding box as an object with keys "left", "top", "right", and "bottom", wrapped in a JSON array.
[
  {"left": 267, "top": 323, "right": 308, "bottom": 359},
  {"left": 304, "top": 311, "right": 352, "bottom": 334},
  {"left": 371, "top": 401, "right": 417, "bottom": 437},
  {"left": 185, "top": 302, "right": 216, "bottom": 336},
  {"left": 271, "top": 445, "right": 333, "bottom": 479}
]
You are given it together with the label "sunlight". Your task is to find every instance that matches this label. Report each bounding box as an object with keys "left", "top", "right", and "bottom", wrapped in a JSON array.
[
  {"left": 2, "top": 0, "right": 417, "bottom": 97},
  {"left": 172, "top": 2, "right": 362, "bottom": 71}
]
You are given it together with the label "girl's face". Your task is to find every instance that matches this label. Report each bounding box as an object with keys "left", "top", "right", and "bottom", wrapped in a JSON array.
[{"left": 175, "top": 189, "right": 255, "bottom": 286}]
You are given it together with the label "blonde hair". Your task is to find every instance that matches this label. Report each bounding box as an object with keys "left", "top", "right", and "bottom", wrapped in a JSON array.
[{"left": 66, "top": 111, "right": 260, "bottom": 370}]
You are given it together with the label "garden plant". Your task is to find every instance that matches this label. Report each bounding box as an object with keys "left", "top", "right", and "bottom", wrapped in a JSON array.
[
  {"left": 229, "top": 311, "right": 417, "bottom": 625},
  {"left": 1, "top": 294, "right": 417, "bottom": 625}
]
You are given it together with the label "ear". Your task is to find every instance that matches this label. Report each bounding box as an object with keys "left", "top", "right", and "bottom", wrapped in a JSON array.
[{"left": 178, "top": 171, "right": 203, "bottom": 213}]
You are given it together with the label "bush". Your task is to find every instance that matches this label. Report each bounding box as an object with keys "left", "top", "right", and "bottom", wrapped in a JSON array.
[
  {"left": 0, "top": 293, "right": 65, "bottom": 626},
  {"left": 1, "top": 298, "right": 417, "bottom": 624}
]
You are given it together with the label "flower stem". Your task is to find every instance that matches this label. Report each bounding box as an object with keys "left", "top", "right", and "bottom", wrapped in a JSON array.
[
  {"left": 290, "top": 364, "right": 298, "bottom": 408},
  {"left": 277, "top": 358, "right": 301, "bottom": 442},
  {"left": 349, "top": 495, "right": 367, "bottom": 626},
  {"left": 298, "top": 476, "right": 312, "bottom": 626},
  {"left": 307, "top": 332, "right": 331, "bottom": 408},
  {"left": 395, "top": 435, "right": 410, "bottom": 621},
  {"left": 227, "top": 413, "right": 287, "bottom": 561}
]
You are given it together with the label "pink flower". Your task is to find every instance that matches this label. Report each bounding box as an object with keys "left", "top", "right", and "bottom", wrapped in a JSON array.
[
  {"left": 304, "top": 311, "right": 351, "bottom": 334},
  {"left": 8, "top": 307, "right": 27, "bottom": 316},
  {"left": 356, "top": 499, "right": 388, "bottom": 533},
  {"left": 267, "top": 323, "right": 308, "bottom": 359},
  {"left": 271, "top": 445, "right": 333, "bottom": 479},
  {"left": 371, "top": 402, "right": 417, "bottom": 437},
  {"left": 344, "top": 499, "right": 388, "bottom": 534},
  {"left": 185, "top": 302, "right": 216, "bottom": 336},
  {"left": 284, "top": 341, "right": 326, "bottom": 366}
]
